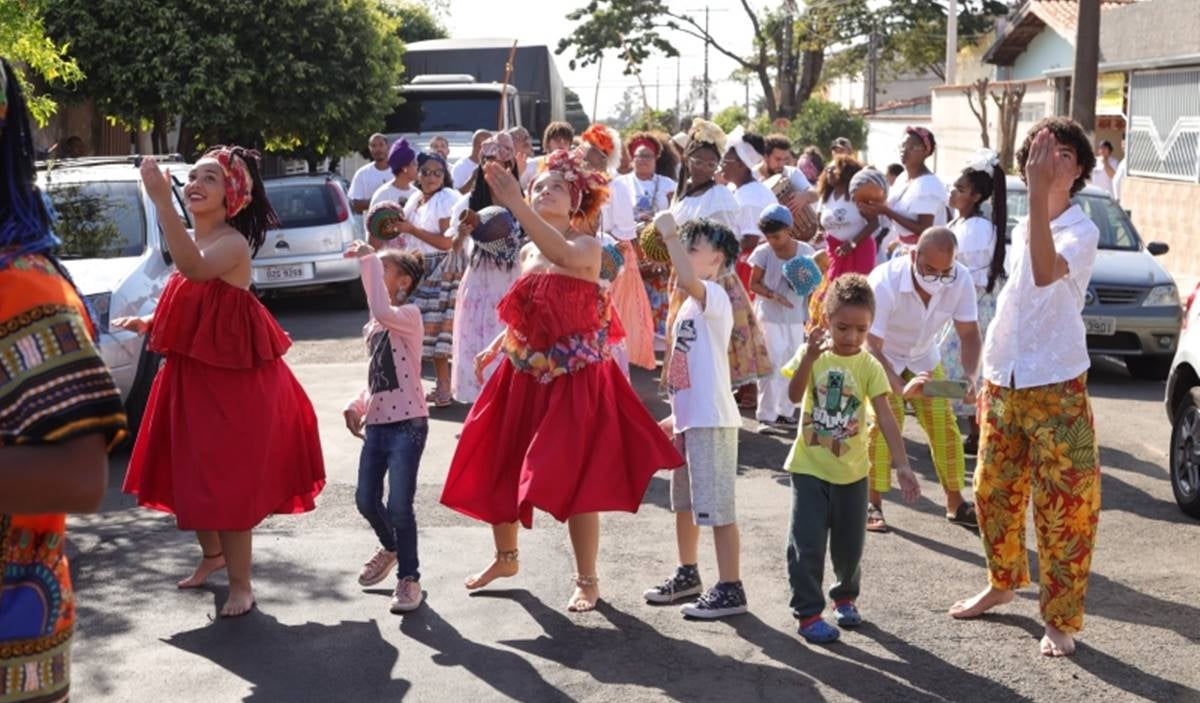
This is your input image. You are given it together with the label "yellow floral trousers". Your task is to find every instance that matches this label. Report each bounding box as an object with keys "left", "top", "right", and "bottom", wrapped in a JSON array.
[{"left": 975, "top": 374, "right": 1101, "bottom": 633}]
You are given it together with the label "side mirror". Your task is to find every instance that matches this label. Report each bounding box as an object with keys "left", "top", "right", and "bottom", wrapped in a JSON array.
[
  {"left": 1147, "top": 241, "right": 1169, "bottom": 256},
  {"left": 1124, "top": 208, "right": 1133, "bottom": 219}
]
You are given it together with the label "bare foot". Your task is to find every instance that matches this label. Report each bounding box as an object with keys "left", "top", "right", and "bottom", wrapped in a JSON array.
[
  {"left": 567, "top": 576, "right": 600, "bottom": 613},
  {"left": 464, "top": 556, "right": 519, "bottom": 590},
  {"left": 949, "top": 585, "right": 1014, "bottom": 619},
  {"left": 177, "top": 554, "right": 226, "bottom": 589},
  {"left": 219, "top": 583, "right": 256, "bottom": 618},
  {"left": 1040, "top": 624, "right": 1076, "bottom": 657}
]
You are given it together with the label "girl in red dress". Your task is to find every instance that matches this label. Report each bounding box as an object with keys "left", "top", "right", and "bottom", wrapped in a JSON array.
[
  {"left": 117, "top": 148, "right": 325, "bottom": 617},
  {"left": 441, "top": 150, "right": 683, "bottom": 612}
]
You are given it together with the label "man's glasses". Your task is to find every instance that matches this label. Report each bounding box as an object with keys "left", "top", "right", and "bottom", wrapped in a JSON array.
[{"left": 916, "top": 263, "right": 958, "bottom": 284}]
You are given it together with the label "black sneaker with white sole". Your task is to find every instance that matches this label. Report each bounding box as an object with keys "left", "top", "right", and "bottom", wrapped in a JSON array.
[
  {"left": 643, "top": 564, "right": 703, "bottom": 604},
  {"left": 680, "top": 581, "right": 748, "bottom": 619}
]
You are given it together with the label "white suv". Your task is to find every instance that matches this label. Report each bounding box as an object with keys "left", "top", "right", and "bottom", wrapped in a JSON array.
[
  {"left": 37, "top": 156, "right": 188, "bottom": 439},
  {"left": 1165, "top": 281, "right": 1200, "bottom": 518}
]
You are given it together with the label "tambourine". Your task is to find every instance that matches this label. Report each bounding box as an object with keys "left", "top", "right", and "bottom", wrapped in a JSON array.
[
  {"left": 783, "top": 254, "right": 823, "bottom": 298},
  {"left": 365, "top": 201, "right": 406, "bottom": 241}
]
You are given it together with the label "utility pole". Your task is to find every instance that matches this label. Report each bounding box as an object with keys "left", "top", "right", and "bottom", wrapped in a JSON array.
[
  {"left": 945, "top": 0, "right": 958, "bottom": 85},
  {"left": 656, "top": 65, "right": 661, "bottom": 111},
  {"left": 592, "top": 56, "right": 604, "bottom": 124},
  {"left": 867, "top": 23, "right": 878, "bottom": 114},
  {"left": 1071, "top": 0, "right": 1101, "bottom": 133},
  {"left": 703, "top": 5, "right": 710, "bottom": 119},
  {"left": 675, "top": 55, "right": 681, "bottom": 126},
  {"left": 744, "top": 76, "right": 750, "bottom": 117}
]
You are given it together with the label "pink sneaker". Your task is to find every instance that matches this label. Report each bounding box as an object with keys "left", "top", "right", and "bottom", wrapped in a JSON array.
[
  {"left": 390, "top": 577, "right": 424, "bottom": 613},
  {"left": 358, "top": 547, "right": 397, "bottom": 587}
]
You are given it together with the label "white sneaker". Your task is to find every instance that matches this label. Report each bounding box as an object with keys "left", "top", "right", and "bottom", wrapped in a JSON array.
[
  {"left": 389, "top": 577, "right": 425, "bottom": 613},
  {"left": 357, "top": 547, "right": 397, "bottom": 587}
]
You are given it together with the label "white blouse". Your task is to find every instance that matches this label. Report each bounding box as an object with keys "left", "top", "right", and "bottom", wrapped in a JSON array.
[
  {"left": 670, "top": 182, "right": 740, "bottom": 232},
  {"left": 888, "top": 172, "right": 948, "bottom": 241},
  {"left": 401, "top": 188, "right": 457, "bottom": 255},
  {"left": 950, "top": 216, "right": 997, "bottom": 290}
]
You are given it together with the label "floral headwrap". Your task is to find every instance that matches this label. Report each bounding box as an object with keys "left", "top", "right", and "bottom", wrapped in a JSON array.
[
  {"left": 906, "top": 126, "right": 935, "bottom": 154},
  {"left": 480, "top": 132, "right": 516, "bottom": 163},
  {"left": 205, "top": 146, "right": 255, "bottom": 219},
  {"left": 580, "top": 124, "right": 615, "bottom": 157},
  {"left": 686, "top": 118, "right": 727, "bottom": 157},
  {"left": 541, "top": 148, "right": 609, "bottom": 223}
]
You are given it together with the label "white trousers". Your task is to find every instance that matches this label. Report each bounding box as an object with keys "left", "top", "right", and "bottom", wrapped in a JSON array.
[{"left": 756, "top": 319, "right": 806, "bottom": 422}]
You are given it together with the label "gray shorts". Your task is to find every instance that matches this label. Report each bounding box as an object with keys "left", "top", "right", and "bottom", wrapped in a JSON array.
[{"left": 670, "top": 427, "right": 739, "bottom": 526}]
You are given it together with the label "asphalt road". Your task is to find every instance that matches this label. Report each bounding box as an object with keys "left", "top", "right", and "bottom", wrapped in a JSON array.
[{"left": 67, "top": 290, "right": 1200, "bottom": 702}]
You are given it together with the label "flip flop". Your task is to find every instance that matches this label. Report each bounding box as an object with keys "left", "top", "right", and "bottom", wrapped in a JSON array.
[
  {"left": 866, "top": 504, "right": 889, "bottom": 533},
  {"left": 947, "top": 501, "right": 979, "bottom": 528}
]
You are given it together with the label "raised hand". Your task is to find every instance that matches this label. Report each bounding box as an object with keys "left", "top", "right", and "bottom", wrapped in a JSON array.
[
  {"left": 139, "top": 157, "right": 173, "bottom": 204},
  {"left": 804, "top": 327, "right": 828, "bottom": 359},
  {"left": 482, "top": 161, "right": 523, "bottom": 209},
  {"left": 653, "top": 210, "right": 678, "bottom": 241}
]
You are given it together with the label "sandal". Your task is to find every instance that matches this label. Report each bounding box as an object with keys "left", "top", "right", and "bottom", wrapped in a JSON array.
[
  {"left": 947, "top": 501, "right": 979, "bottom": 528},
  {"left": 568, "top": 574, "right": 601, "bottom": 612},
  {"left": 866, "top": 504, "right": 890, "bottom": 533}
]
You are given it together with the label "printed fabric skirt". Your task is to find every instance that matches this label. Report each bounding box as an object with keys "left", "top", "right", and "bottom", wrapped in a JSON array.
[
  {"left": 643, "top": 265, "right": 672, "bottom": 343},
  {"left": 414, "top": 250, "right": 466, "bottom": 360},
  {"left": 451, "top": 258, "right": 521, "bottom": 403},
  {"left": 937, "top": 286, "right": 999, "bottom": 417}
]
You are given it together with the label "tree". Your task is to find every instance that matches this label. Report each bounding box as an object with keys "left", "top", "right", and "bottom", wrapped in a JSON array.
[
  {"left": 44, "top": 0, "right": 405, "bottom": 164},
  {"left": 606, "top": 86, "right": 642, "bottom": 129},
  {"left": 752, "top": 99, "right": 866, "bottom": 159},
  {"left": 558, "top": 0, "right": 1007, "bottom": 121},
  {"left": 0, "top": 0, "right": 83, "bottom": 124},
  {"left": 713, "top": 105, "right": 748, "bottom": 134},
  {"left": 379, "top": 0, "right": 448, "bottom": 43},
  {"left": 964, "top": 78, "right": 991, "bottom": 149}
]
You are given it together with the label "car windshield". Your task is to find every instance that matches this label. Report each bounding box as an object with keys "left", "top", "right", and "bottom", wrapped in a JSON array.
[
  {"left": 46, "top": 181, "right": 146, "bottom": 259},
  {"left": 1000, "top": 189, "right": 1140, "bottom": 251},
  {"left": 384, "top": 91, "right": 502, "bottom": 133},
  {"left": 265, "top": 182, "right": 342, "bottom": 229}
]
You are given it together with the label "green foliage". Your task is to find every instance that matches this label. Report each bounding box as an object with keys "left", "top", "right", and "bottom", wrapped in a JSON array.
[
  {"left": 557, "top": 0, "right": 677, "bottom": 73},
  {"left": 752, "top": 99, "right": 866, "bottom": 157},
  {"left": 43, "top": 0, "right": 406, "bottom": 161},
  {"left": 713, "top": 105, "right": 748, "bottom": 134},
  {"left": 48, "top": 185, "right": 124, "bottom": 259},
  {"left": 0, "top": 0, "right": 84, "bottom": 124},
  {"left": 379, "top": 0, "right": 448, "bottom": 43}
]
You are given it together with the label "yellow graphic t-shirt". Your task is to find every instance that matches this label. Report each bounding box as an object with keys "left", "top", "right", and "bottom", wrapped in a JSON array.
[{"left": 782, "top": 349, "right": 890, "bottom": 484}]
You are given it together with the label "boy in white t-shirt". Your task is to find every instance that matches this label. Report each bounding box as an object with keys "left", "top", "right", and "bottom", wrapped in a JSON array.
[
  {"left": 644, "top": 212, "right": 748, "bottom": 620},
  {"left": 748, "top": 204, "right": 815, "bottom": 430}
]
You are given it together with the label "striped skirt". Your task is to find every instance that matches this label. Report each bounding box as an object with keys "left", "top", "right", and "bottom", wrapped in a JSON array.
[{"left": 414, "top": 250, "right": 466, "bottom": 359}]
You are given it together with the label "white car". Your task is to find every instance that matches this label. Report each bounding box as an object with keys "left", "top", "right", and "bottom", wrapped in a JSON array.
[
  {"left": 1165, "top": 281, "right": 1200, "bottom": 518},
  {"left": 253, "top": 174, "right": 362, "bottom": 305},
  {"left": 38, "top": 156, "right": 188, "bottom": 438}
]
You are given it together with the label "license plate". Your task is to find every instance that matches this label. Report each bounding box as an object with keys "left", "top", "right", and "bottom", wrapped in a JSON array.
[
  {"left": 1084, "top": 316, "right": 1117, "bottom": 335},
  {"left": 256, "top": 264, "right": 313, "bottom": 283}
]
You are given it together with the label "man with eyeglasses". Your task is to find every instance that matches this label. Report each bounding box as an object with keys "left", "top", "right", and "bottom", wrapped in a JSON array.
[{"left": 863, "top": 227, "right": 981, "bottom": 533}]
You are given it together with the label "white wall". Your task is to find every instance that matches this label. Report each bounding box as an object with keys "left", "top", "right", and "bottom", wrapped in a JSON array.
[
  {"left": 931, "top": 79, "right": 1055, "bottom": 180},
  {"left": 1012, "top": 31, "right": 1075, "bottom": 81},
  {"left": 864, "top": 118, "right": 927, "bottom": 171}
]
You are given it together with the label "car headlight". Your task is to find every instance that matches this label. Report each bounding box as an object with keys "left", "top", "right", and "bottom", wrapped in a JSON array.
[
  {"left": 1143, "top": 284, "right": 1180, "bottom": 307},
  {"left": 84, "top": 292, "right": 112, "bottom": 332}
]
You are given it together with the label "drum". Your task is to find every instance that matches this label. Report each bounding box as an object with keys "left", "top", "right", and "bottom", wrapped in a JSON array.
[{"left": 766, "top": 173, "right": 818, "bottom": 242}]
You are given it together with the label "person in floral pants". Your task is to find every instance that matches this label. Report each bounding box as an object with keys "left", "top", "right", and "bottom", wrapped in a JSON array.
[{"left": 948, "top": 117, "right": 1100, "bottom": 658}]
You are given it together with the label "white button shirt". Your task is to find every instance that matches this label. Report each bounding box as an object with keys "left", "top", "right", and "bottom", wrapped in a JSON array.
[
  {"left": 984, "top": 205, "right": 1099, "bottom": 389},
  {"left": 868, "top": 255, "right": 978, "bottom": 375}
]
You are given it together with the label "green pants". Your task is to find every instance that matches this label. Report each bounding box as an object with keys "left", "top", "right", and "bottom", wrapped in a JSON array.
[{"left": 786, "top": 473, "right": 868, "bottom": 618}]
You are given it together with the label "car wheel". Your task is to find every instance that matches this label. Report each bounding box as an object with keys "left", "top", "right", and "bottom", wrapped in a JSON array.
[
  {"left": 120, "top": 341, "right": 162, "bottom": 450},
  {"left": 344, "top": 278, "right": 368, "bottom": 309},
  {"left": 1170, "top": 388, "right": 1200, "bottom": 519},
  {"left": 1125, "top": 354, "right": 1172, "bottom": 381}
]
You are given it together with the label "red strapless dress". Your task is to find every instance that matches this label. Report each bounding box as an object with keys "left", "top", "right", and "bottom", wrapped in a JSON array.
[
  {"left": 441, "top": 273, "right": 683, "bottom": 528},
  {"left": 123, "top": 275, "right": 325, "bottom": 531}
]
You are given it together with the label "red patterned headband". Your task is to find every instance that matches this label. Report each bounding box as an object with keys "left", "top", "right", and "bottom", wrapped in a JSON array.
[
  {"left": 205, "top": 146, "right": 255, "bottom": 219},
  {"left": 627, "top": 135, "right": 660, "bottom": 158}
]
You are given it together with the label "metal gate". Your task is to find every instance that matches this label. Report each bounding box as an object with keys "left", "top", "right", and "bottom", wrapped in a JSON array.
[{"left": 1127, "top": 67, "right": 1200, "bottom": 183}]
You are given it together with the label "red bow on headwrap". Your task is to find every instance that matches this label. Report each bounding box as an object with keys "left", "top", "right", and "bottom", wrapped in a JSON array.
[
  {"left": 544, "top": 148, "right": 608, "bottom": 219},
  {"left": 206, "top": 146, "right": 254, "bottom": 219}
]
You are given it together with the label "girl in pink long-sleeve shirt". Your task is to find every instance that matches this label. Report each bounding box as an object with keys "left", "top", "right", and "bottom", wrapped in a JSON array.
[{"left": 342, "top": 243, "right": 431, "bottom": 614}]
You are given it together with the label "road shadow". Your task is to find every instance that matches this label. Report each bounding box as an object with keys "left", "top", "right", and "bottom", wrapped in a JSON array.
[
  {"left": 166, "top": 612, "right": 409, "bottom": 702},
  {"left": 266, "top": 291, "right": 366, "bottom": 342},
  {"left": 1086, "top": 356, "right": 1165, "bottom": 402},
  {"left": 1101, "top": 470, "right": 1196, "bottom": 525},
  {"left": 398, "top": 598, "right": 572, "bottom": 702},
  {"left": 479, "top": 588, "right": 992, "bottom": 701},
  {"left": 890, "top": 527, "right": 1200, "bottom": 643}
]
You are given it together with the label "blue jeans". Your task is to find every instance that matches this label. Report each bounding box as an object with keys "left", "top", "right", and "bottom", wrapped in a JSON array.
[{"left": 355, "top": 418, "right": 428, "bottom": 580}]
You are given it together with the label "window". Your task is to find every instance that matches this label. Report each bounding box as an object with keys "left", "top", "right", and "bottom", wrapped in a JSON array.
[
  {"left": 265, "top": 182, "right": 343, "bottom": 229},
  {"left": 1127, "top": 68, "right": 1200, "bottom": 182},
  {"left": 1018, "top": 101, "right": 1046, "bottom": 123},
  {"left": 385, "top": 91, "right": 503, "bottom": 134},
  {"left": 993, "top": 189, "right": 1141, "bottom": 251},
  {"left": 47, "top": 181, "right": 146, "bottom": 259}
]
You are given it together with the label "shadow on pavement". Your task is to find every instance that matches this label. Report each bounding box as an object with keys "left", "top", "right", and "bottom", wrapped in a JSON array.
[
  {"left": 266, "top": 292, "right": 366, "bottom": 342},
  {"left": 167, "top": 612, "right": 409, "bottom": 702},
  {"left": 399, "top": 598, "right": 573, "bottom": 702},
  {"left": 1085, "top": 356, "right": 1165, "bottom": 402},
  {"left": 890, "top": 527, "right": 1200, "bottom": 644}
]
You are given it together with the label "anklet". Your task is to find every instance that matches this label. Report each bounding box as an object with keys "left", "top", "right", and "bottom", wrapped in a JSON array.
[
  {"left": 495, "top": 549, "right": 519, "bottom": 562},
  {"left": 573, "top": 574, "right": 599, "bottom": 587},
  {"left": 202, "top": 552, "right": 224, "bottom": 560}
]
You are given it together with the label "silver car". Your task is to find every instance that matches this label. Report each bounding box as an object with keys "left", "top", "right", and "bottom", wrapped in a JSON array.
[
  {"left": 1002, "top": 180, "right": 1181, "bottom": 380},
  {"left": 254, "top": 174, "right": 362, "bottom": 304},
  {"left": 37, "top": 156, "right": 189, "bottom": 436}
]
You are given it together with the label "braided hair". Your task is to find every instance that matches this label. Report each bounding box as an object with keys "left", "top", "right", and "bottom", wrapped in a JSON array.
[
  {"left": 203, "top": 145, "right": 279, "bottom": 258},
  {"left": 0, "top": 58, "right": 55, "bottom": 267}
]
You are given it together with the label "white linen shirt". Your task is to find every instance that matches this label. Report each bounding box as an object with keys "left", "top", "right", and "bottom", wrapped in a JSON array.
[
  {"left": 983, "top": 205, "right": 1099, "bottom": 389},
  {"left": 601, "top": 173, "right": 639, "bottom": 241},
  {"left": 730, "top": 180, "right": 777, "bottom": 240},
  {"left": 451, "top": 157, "right": 479, "bottom": 190},
  {"left": 670, "top": 183, "right": 740, "bottom": 231},
  {"left": 868, "top": 255, "right": 978, "bottom": 374}
]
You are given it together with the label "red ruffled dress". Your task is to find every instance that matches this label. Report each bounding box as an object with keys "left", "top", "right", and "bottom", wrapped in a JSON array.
[
  {"left": 441, "top": 273, "right": 683, "bottom": 528},
  {"left": 123, "top": 275, "right": 326, "bottom": 531}
]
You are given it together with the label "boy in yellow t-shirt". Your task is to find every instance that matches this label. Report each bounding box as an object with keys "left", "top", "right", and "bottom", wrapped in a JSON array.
[{"left": 782, "top": 274, "right": 920, "bottom": 644}]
